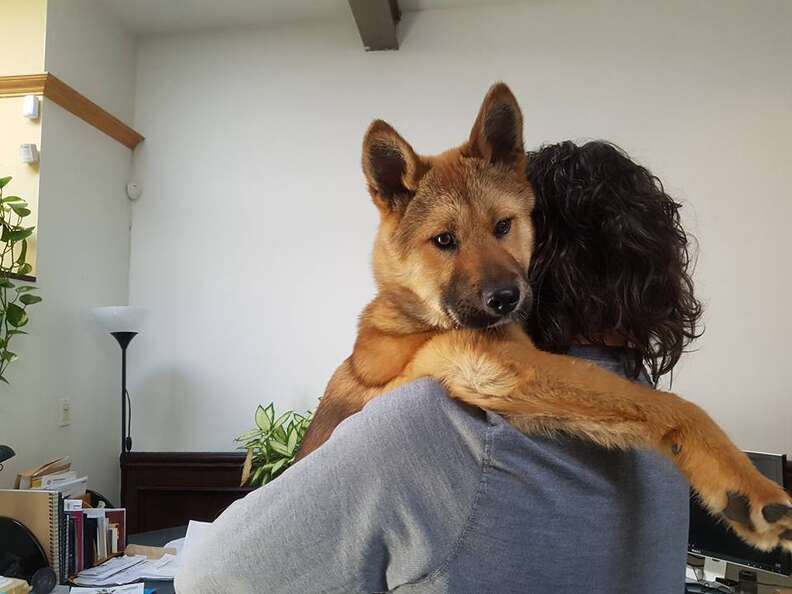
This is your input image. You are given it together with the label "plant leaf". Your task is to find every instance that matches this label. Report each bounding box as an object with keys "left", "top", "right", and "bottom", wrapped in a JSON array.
[
  {"left": 0, "top": 278, "right": 15, "bottom": 289},
  {"left": 272, "top": 411, "right": 290, "bottom": 429},
  {"left": 16, "top": 263, "right": 32, "bottom": 276},
  {"left": 15, "top": 285, "right": 35, "bottom": 293},
  {"left": 250, "top": 466, "right": 265, "bottom": 487},
  {"left": 19, "top": 294, "right": 41, "bottom": 305},
  {"left": 5, "top": 303, "right": 27, "bottom": 327},
  {"left": 1, "top": 351, "right": 18, "bottom": 362},
  {"left": 255, "top": 404, "right": 272, "bottom": 432},
  {"left": 1, "top": 195, "right": 23, "bottom": 203},
  {"left": 10, "top": 205, "right": 30, "bottom": 217},
  {"left": 235, "top": 429, "right": 260, "bottom": 442},
  {"left": 16, "top": 240, "right": 27, "bottom": 265},
  {"left": 240, "top": 449, "right": 253, "bottom": 486},
  {"left": 235, "top": 402, "right": 319, "bottom": 488},
  {"left": 270, "top": 440, "right": 290, "bottom": 457},
  {"left": 273, "top": 426, "right": 287, "bottom": 442},
  {"left": 287, "top": 429, "right": 298, "bottom": 454},
  {"left": 271, "top": 458, "right": 287, "bottom": 476},
  {"left": 1, "top": 226, "right": 33, "bottom": 242},
  {"left": 0, "top": 177, "right": 11, "bottom": 189}
]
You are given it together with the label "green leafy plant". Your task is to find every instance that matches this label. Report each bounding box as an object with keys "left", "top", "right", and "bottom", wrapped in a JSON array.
[
  {"left": 236, "top": 403, "right": 313, "bottom": 487},
  {"left": 0, "top": 176, "right": 41, "bottom": 383}
]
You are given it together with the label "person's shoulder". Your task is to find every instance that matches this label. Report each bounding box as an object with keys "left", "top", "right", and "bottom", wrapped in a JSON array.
[
  {"left": 363, "top": 378, "right": 469, "bottom": 415},
  {"left": 327, "top": 378, "right": 491, "bottom": 467},
  {"left": 359, "top": 378, "right": 490, "bottom": 435}
]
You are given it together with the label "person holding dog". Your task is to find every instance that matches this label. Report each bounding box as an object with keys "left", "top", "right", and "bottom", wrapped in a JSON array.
[{"left": 176, "top": 140, "right": 703, "bottom": 594}]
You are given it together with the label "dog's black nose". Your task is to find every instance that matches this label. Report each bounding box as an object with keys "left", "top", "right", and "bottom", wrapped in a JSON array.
[{"left": 484, "top": 286, "right": 520, "bottom": 316}]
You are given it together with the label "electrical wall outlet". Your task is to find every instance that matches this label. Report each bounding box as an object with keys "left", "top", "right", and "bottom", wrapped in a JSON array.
[{"left": 58, "top": 398, "right": 72, "bottom": 427}]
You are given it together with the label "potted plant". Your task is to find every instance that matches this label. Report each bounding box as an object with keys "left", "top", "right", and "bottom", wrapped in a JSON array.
[
  {"left": 236, "top": 403, "right": 313, "bottom": 487},
  {"left": 0, "top": 176, "right": 41, "bottom": 384}
]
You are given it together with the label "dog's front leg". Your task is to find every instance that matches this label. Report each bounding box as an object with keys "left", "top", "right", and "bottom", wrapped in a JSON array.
[
  {"left": 403, "top": 328, "right": 792, "bottom": 552},
  {"left": 295, "top": 358, "right": 376, "bottom": 461}
]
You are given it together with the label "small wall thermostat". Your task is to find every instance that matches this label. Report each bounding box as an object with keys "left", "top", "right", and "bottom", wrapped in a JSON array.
[
  {"left": 22, "top": 95, "right": 40, "bottom": 120},
  {"left": 19, "top": 143, "right": 39, "bottom": 164},
  {"left": 126, "top": 182, "right": 143, "bottom": 201}
]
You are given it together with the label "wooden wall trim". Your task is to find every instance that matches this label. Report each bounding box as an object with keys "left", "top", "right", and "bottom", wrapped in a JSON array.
[
  {"left": 0, "top": 73, "right": 144, "bottom": 150},
  {"left": 0, "top": 74, "right": 48, "bottom": 96},
  {"left": 122, "top": 452, "right": 248, "bottom": 467},
  {"left": 43, "top": 74, "right": 144, "bottom": 149}
]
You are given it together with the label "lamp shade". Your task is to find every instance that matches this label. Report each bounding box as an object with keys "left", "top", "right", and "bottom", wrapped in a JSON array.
[{"left": 92, "top": 306, "right": 147, "bottom": 333}]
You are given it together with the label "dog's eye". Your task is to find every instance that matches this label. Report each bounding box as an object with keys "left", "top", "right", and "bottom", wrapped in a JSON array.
[
  {"left": 494, "top": 218, "right": 512, "bottom": 237},
  {"left": 432, "top": 232, "right": 457, "bottom": 250}
]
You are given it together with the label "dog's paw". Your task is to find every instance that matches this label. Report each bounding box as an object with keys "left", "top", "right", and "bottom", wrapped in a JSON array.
[{"left": 717, "top": 485, "right": 792, "bottom": 552}]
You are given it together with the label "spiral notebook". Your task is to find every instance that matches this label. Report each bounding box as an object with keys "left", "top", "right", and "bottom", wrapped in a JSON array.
[{"left": 0, "top": 489, "right": 62, "bottom": 580}]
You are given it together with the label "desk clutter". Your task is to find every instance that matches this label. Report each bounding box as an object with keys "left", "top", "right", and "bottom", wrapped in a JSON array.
[
  {"left": 0, "top": 579, "right": 132, "bottom": 594},
  {"left": 1, "top": 456, "right": 121, "bottom": 580},
  {"left": 0, "top": 489, "right": 129, "bottom": 586},
  {"left": 14, "top": 458, "right": 88, "bottom": 499},
  {"left": 1, "top": 458, "right": 207, "bottom": 593}
]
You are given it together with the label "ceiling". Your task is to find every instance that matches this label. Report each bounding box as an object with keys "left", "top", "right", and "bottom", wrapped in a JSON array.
[{"left": 98, "top": 0, "right": 514, "bottom": 36}]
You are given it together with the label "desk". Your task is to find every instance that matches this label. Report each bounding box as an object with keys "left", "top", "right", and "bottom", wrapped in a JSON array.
[{"left": 128, "top": 525, "right": 187, "bottom": 594}]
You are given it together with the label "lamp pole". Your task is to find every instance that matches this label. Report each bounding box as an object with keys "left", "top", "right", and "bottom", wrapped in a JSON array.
[
  {"left": 111, "top": 331, "right": 137, "bottom": 453},
  {"left": 93, "top": 305, "right": 146, "bottom": 508}
]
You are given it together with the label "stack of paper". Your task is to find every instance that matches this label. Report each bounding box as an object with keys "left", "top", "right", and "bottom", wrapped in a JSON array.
[
  {"left": 71, "top": 554, "right": 179, "bottom": 587},
  {"left": 71, "top": 585, "right": 145, "bottom": 594},
  {"left": 70, "top": 519, "right": 211, "bottom": 588}
]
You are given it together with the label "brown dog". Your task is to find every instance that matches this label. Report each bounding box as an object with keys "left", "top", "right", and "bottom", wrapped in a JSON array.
[{"left": 297, "top": 83, "right": 792, "bottom": 552}]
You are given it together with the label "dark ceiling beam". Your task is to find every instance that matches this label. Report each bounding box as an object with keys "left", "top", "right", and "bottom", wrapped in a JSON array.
[{"left": 348, "top": 0, "right": 401, "bottom": 51}]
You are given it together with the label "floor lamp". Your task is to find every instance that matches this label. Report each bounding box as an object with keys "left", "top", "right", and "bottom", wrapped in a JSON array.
[{"left": 92, "top": 306, "right": 147, "bottom": 455}]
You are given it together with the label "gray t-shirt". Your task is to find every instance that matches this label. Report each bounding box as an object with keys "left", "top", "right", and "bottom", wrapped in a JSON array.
[{"left": 176, "top": 346, "right": 689, "bottom": 593}]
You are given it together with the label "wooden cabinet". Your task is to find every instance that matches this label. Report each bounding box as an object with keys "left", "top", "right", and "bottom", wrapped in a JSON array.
[{"left": 120, "top": 452, "right": 252, "bottom": 535}]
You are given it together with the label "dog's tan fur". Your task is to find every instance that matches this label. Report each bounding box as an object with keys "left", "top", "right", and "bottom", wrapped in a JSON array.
[{"left": 297, "top": 83, "right": 792, "bottom": 552}]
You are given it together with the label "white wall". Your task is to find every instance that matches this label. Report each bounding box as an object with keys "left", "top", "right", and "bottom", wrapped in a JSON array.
[
  {"left": 128, "top": 0, "right": 792, "bottom": 454},
  {"left": 45, "top": 0, "right": 137, "bottom": 123},
  {"left": 0, "top": 0, "right": 136, "bottom": 499}
]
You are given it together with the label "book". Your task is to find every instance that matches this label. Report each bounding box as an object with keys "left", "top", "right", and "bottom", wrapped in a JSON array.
[
  {"left": 68, "top": 509, "right": 85, "bottom": 573},
  {"left": 37, "top": 476, "right": 88, "bottom": 499},
  {"left": 66, "top": 512, "right": 74, "bottom": 578},
  {"left": 110, "top": 524, "right": 119, "bottom": 554},
  {"left": 15, "top": 457, "right": 71, "bottom": 489},
  {"left": 58, "top": 494, "right": 65, "bottom": 582},
  {"left": 84, "top": 515, "right": 98, "bottom": 569},
  {"left": 96, "top": 515, "right": 107, "bottom": 563},
  {"left": 104, "top": 508, "right": 127, "bottom": 550},
  {"left": 31, "top": 470, "right": 78, "bottom": 489},
  {"left": 0, "top": 489, "right": 63, "bottom": 582}
]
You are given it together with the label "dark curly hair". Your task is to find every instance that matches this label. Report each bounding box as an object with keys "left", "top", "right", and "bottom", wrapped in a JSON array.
[{"left": 525, "top": 140, "right": 703, "bottom": 385}]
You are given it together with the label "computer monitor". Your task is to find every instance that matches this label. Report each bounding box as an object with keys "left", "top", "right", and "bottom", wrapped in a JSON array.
[{"left": 688, "top": 450, "right": 792, "bottom": 576}]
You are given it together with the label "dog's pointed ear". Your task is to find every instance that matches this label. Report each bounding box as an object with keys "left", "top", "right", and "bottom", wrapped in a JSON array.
[
  {"left": 466, "top": 82, "right": 525, "bottom": 171},
  {"left": 362, "top": 120, "right": 428, "bottom": 211}
]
